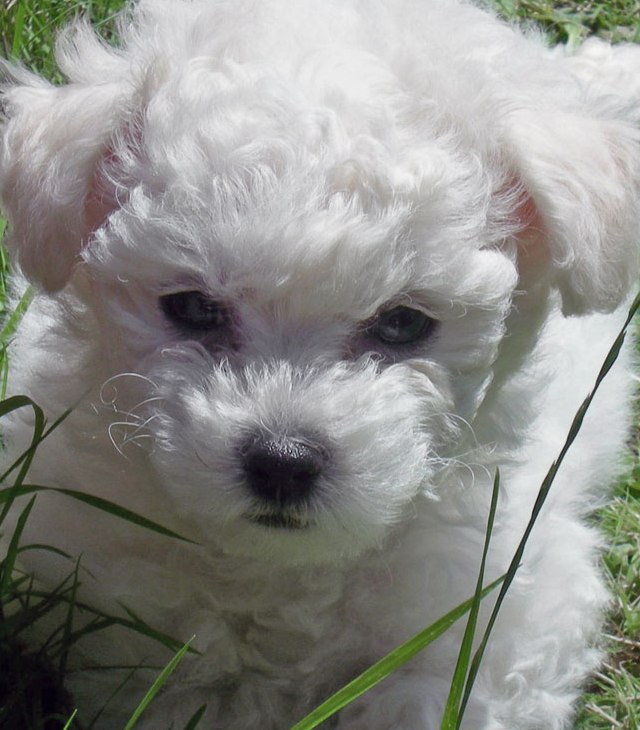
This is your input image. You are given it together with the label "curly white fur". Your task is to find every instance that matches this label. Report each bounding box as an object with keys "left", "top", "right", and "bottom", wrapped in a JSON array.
[{"left": 1, "top": 1, "right": 639, "bottom": 728}]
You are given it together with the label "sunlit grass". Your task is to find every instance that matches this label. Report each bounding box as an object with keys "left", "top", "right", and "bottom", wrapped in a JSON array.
[{"left": 0, "top": 0, "right": 125, "bottom": 80}]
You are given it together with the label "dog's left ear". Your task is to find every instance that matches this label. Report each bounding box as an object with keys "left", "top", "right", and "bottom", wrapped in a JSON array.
[
  {"left": 0, "top": 67, "right": 128, "bottom": 292},
  {"left": 505, "top": 106, "right": 640, "bottom": 315}
]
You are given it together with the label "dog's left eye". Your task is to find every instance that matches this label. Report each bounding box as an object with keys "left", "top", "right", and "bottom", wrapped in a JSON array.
[
  {"left": 160, "top": 291, "right": 230, "bottom": 331},
  {"left": 366, "top": 306, "right": 435, "bottom": 345}
]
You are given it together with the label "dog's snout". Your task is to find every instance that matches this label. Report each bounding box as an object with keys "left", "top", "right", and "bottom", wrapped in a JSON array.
[{"left": 242, "top": 435, "right": 327, "bottom": 505}]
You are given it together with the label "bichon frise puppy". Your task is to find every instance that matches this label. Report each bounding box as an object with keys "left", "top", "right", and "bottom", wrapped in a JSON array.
[{"left": 1, "top": 0, "right": 639, "bottom": 728}]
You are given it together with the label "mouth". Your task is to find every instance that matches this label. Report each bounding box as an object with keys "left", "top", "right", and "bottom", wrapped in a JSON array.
[{"left": 247, "top": 512, "right": 312, "bottom": 530}]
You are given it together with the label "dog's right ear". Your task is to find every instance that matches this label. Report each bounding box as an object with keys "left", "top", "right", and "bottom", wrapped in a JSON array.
[
  {"left": 0, "top": 64, "right": 129, "bottom": 292},
  {"left": 502, "top": 100, "right": 640, "bottom": 316}
]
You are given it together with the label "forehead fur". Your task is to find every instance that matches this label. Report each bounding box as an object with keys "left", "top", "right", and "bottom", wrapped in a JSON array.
[
  {"left": 76, "top": 0, "right": 523, "bottom": 318},
  {"left": 88, "top": 148, "right": 514, "bottom": 322}
]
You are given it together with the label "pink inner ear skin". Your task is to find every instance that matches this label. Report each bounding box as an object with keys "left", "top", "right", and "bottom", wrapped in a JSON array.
[
  {"left": 83, "top": 148, "right": 121, "bottom": 240},
  {"left": 500, "top": 177, "right": 551, "bottom": 277},
  {"left": 515, "top": 192, "right": 539, "bottom": 232},
  {"left": 500, "top": 174, "right": 540, "bottom": 233}
]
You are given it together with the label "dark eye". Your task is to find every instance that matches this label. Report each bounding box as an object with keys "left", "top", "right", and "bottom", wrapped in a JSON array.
[
  {"left": 366, "top": 306, "right": 435, "bottom": 345},
  {"left": 160, "top": 291, "right": 229, "bottom": 331}
]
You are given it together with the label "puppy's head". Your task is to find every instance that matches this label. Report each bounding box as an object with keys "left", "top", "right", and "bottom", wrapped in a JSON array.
[{"left": 2, "top": 0, "right": 639, "bottom": 563}]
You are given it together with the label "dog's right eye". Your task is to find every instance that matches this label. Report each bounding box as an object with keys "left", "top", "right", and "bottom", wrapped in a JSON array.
[
  {"left": 159, "top": 291, "right": 230, "bottom": 331},
  {"left": 366, "top": 305, "right": 436, "bottom": 345}
]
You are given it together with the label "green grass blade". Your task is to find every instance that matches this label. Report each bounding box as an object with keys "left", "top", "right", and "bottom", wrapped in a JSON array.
[
  {"left": 2, "top": 575, "right": 78, "bottom": 640},
  {"left": 118, "top": 604, "right": 201, "bottom": 655},
  {"left": 457, "top": 290, "right": 640, "bottom": 720},
  {"left": 0, "top": 483, "right": 196, "bottom": 544},
  {"left": 0, "top": 284, "right": 34, "bottom": 401},
  {"left": 123, "top": 637, "right": 195, "bottom": 730},
  {"left": 14, "top": 582, "right": 194, "bottom": 656},
  {"left": 58, "top": 558, "right": 82, "bottom": 679},
  {"left": 0, "top": 285, "right": 34, "bottom": 344},
  {"left": 0, "top": 393, "right": 44, "bottom": 420},
  {"left": 0, "top": 397, "right": 61, "bottom": 528},
  {"left": 62, "top": 709, "right": 78, "bottom": 730},
  {"left": 9, "top": 0, "right": 28, "bottom": 58},
  {"left": 289, "top": 575, "right": 504, "bottom": 730},
  {"left": 0, "top": 405, "right": 69, "bottom": 486},
  {"left": 0, "top": 494, "right": 36, "bottom": 601},
  {"left": 51, "top": 487, "right": 197, "bottom": 544},
  {"left": 87, "top": 664, "right": 146, "bottom": 730},
  {"left": 49, "top": 618, "right": 119, "bottom": 656},
  {"left": 0, "top": 350, "right": 9, "bottom": 402},
  {"left": 183, "top": 704, "right": 207, "bottom": 730},
  {"left": 18, "top": 543, "right": 73, "bottom": 560},
  {"left": 440, "top": 469, "right": 501, "bottom": 730}
]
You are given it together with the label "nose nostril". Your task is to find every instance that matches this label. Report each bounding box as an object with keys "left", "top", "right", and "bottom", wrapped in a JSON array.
[
  {"left": 292, "top": 461, "right": 320, "bottom": 483},
  {"left": 241, "top": 435, "right": 327, "bottom": 506}
]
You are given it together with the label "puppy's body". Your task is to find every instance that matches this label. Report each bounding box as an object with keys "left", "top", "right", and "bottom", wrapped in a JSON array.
[{"left": 1, "top": 1, "right": 639, "bottom": 728}]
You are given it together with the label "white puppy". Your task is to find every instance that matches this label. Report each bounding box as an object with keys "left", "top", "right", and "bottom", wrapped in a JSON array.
[{"left": 1, "top": 1, "right": 639, "bottom": 728}]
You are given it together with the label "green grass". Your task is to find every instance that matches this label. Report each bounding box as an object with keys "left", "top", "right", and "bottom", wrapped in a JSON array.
[
  {"left": 1, "top": 1, "right": 639, "bottom": 728},
  {"left": 0, "top": 0, "right": 124, "bottom": 81},
  {"left": 574, "top": 463, "right": 640, "bottom": 729},
  {"left": 493, "top": 0, "right": 640, "bottom": 45}
]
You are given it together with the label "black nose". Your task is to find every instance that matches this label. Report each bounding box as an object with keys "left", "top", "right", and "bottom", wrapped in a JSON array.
[{"left": 242, "top": 435, "right": 327, "bottom": 506}]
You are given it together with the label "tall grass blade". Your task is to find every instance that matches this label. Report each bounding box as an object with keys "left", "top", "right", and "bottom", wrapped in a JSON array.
[
  {"left": 0, "top": 404, "right": 69, "bottom": 487},
  {"left": 289, "top": 575, "right": 504, "bottom": 730},
  {"left": 183, "top": 704, "right": 207, "bottom": 729},
  {"left": 29, "top": 594, "right": 193, "bottom": 656},
  {"left": 58, "top": 558, "right": 82, "bottom": 679},
  {"left": 123, "top": 637, "right": 195, "bottom": 730},
  {"left": 0, "top": 394, "right": 44, "bottom": 421},
  {"left": 62, "top": 709, "right": 78, "bottom": 730},
  {"left": 440, "top": 469, "right": 501, "bottom": 730},
  {"left": 18, "top": 543, "right": 73, "bottom": 560},
  {"left": 0, "top": 284, "right": 34, "bottom": 397},
  {"left": 119, "top": 605, "right": 200, "bottom": 655},
  {"left": 3, "top": 574, "right": 79, "bottom": 640},
  {"left": 0, "top": 483, "right": 196, "bottom": 544},
  {"left": 87, "top": 664, "right": 146, "bottom": 730},
  {"left": 457, "top": 290, "right": 640, "bottom": 721},
  {"left": 0, "top": 285, "right": 34, "bottom": 344},
  {"left": 62, "top": 710, "right": 78, "bottom": 730},
  {"left": 0, "top": 494, "right": 36, "bottom": 601},
  {"left": 9, "top": 0, "right": 28, "bottom": 58},
  {"left": 47, "top": 618, "right": 116, "bottom": 659},
  {"left": 0, "top": 396, "right": 66, "bottom": 527},
  {"left": 0, "top": 348, "right": 9, "bottom": 402}
]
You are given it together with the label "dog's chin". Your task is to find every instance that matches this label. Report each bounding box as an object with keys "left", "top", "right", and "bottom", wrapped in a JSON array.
[
  {"left": 209, "top": 512, "right": 385, "bottom": 567},
  {"left": 247, "top": 512, "right": 312, "bottom": 530}
]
